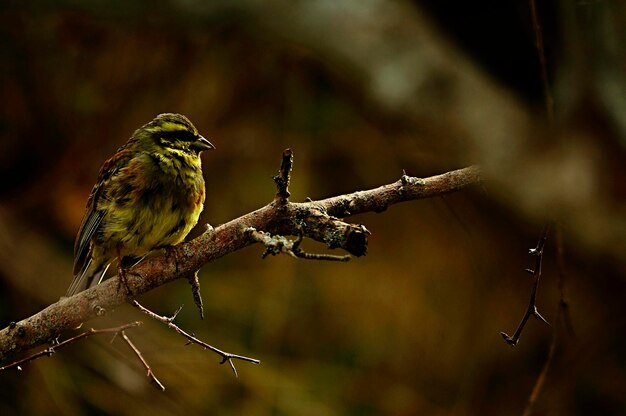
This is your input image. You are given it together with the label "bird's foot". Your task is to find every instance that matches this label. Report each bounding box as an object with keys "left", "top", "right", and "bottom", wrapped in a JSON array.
[{"left": 116, "top": 257, "right": 139, "bottom": 297}]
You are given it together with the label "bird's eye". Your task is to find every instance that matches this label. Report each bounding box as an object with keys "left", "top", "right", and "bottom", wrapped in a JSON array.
[{"left": 182, "top": 130, "right": 198, "bottom": 142}]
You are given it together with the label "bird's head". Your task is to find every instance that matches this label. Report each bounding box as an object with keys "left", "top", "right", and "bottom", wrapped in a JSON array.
[{"left": 137, "top": 113, "right": 215, "bottom": 155}]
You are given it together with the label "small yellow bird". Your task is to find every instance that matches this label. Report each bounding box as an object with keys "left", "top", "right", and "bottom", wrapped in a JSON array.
[{"left": 67, "top": 113, "right": 214, "bottom": 296}]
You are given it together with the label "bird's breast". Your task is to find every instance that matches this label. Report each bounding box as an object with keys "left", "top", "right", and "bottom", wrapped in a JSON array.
[{"left": 98, "top": 151, "right": 206, "bottom": 256}]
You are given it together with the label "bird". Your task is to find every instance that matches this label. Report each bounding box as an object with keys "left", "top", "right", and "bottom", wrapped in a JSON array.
[{"left": 67, "top": 113, "right": 214, "bottom": 296}]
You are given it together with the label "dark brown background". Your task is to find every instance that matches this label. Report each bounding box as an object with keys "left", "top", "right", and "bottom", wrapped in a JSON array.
[{"left": 1, "top": 1, "right": 625, "bottom": 415}]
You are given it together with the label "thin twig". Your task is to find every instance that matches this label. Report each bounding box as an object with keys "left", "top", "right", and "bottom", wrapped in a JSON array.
[
  {"left": 120, "top": 331, "right": 165, "bottom": 391},
  {"left": 0, "top": 322, "right": 141, "bottom": 372},
  {"left": 132, "top": 301, "right": 259, "bottom": 377},
  {"left": 501, "top": 225, "right": 551, "bottom": 346}
]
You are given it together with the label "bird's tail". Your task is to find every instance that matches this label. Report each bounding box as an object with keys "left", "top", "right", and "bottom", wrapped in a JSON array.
[{"left": 66, "top": 258, "right": 110, "bottom": 297}]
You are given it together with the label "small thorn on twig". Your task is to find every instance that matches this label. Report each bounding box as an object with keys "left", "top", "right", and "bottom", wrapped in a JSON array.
[
  {"left": 169, "top": 305, "right": 184, "bottom": 323},
  {"left": 533, "top": 307, "right": 550, "bottom": 326},
  {"left": 500, "top": 332, "right": 518, "bottom": 346},
  {"left": 400, "top": 170, "right": 425, "bottom": 187},
  {"left": 401, "top": 170, "right": 409, "bottom": 185}
]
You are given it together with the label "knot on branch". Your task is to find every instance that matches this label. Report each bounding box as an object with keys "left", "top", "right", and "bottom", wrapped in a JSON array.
[{"left": 400, "top": 170, "right": 425, "bottom": 187}]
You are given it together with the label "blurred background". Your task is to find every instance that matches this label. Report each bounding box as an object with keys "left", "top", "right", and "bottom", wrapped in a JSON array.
[{"left": 1, "top": 0, "right": 625, "bottom": 414}]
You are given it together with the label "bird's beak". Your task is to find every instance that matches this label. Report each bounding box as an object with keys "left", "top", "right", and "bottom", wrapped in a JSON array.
[{"left": 193, "top": 135, "right": 215, "bottom": 152}]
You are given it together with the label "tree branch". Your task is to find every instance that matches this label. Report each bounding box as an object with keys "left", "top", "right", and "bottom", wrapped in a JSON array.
[{"left": 0, "top": 152, "right": 480, "bottom": 363}]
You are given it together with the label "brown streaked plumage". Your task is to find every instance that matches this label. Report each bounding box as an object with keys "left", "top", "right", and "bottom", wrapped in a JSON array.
[{"left": 67, "top": 113, "right": 214, "bottom": 296}]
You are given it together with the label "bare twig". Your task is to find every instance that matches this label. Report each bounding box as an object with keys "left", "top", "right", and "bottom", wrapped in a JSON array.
[
  {"left": 0, "top": 322, "right": 141, "bottom": 372},
  {"left": 120, "top": 331, "right": 165, "bottom": 391},
  {"left": 132, "top": 301, "right": 259, "bottom": 377},
  {"left": 501, "top": 225, "right": 551, "bottom": 346}
]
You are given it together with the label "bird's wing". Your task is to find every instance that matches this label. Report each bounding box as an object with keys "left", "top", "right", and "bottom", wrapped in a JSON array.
[
  {"left": 72, "top": 204, "right": 105, "bottom": 276},
  {"left": 72, "top": 148, "right": 134, "bottom": 276}
]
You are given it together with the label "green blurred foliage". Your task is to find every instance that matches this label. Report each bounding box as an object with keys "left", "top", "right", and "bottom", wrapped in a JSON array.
[{"left": 1, "top": 1, "right": 625, "bottom": 415}]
